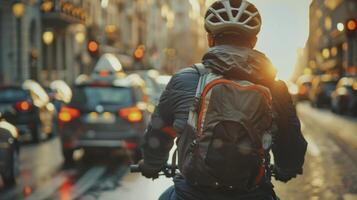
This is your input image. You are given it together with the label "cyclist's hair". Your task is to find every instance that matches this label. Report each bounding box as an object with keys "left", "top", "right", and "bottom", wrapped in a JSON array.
[{"left": 213, "top": 32, "right": 256, "bottom": 48}]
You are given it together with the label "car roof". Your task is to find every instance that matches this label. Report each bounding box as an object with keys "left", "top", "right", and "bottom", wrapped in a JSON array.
[
  {"left": 318, "top": 74, "right": 339, "bottom": 82},
  {"left": 76, "top": 74, "right": 145, "bottom": 89},
  {"left": 338, "top": 77, "right": 357, "bottom": 86},
  {"left": 93, "top": 53, "right": 123, "bottom": 72}
]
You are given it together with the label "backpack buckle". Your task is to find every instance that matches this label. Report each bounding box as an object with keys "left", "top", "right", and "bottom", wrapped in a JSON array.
[{"left": 189, "top": 139, "right": 198, "bottom": 152}]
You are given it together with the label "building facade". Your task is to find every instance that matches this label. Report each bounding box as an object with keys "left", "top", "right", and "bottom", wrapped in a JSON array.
[
  {"left": 0, "top": 0, "right": 43, "bottom": 84},
  {"left": 0, "top": 0, "right": 209, "bottom": 85},
  {"left": 307, "top": 0, "right": 357, "bottom": 77}
]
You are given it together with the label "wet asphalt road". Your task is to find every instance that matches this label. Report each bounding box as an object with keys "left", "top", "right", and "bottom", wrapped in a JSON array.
[{"left": 1, "top": 103, "right": 357, "bottom": 200}]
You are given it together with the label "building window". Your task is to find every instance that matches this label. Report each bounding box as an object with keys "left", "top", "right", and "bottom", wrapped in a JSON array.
[
  {"left": 324, "top": 0, "right": 343, "bottom": 10},
  {"left": 325, "top": 16, "right": 332, "bottom": 31},
  {"left": 315, "top": 9, "right": 322, "bottom": 19}
]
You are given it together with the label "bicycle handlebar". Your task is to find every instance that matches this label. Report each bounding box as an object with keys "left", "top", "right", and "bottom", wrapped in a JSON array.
[
  {"left": 130, "top": 164, "right": 141, "bottom": 173},
  {"left": 130, "top": 164, "right": 177, "bottom": 178},
  {"left": 130, "top": 163, "right": 277, "bottom": 179}
]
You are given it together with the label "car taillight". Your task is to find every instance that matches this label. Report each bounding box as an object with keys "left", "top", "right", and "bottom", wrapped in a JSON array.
[
  {"left": 59, "top": 106, "right": 80, "bottom": 122},
  {"left": 119, "top": 107, "right": 143, "bottom": 123},
  {"left": 299, "top": 85, "right": 308, "bottom": 95},
  {"left": 124, "top": 141, "right": 138, "bottom": 150},
  {"left": 99, "top": 70, "right": 110, "bottom": 77},
  {"left": 15, "top": 101, "right": 32, "bottom": 112}
]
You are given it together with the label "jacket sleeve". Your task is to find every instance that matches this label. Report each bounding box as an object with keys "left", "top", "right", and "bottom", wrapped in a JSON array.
[
  {"left": 271, "top": 80, "right": 308, "bottom": 174},
  {"left": 141, "top": 79, "right": 176, "bottom": 169}
]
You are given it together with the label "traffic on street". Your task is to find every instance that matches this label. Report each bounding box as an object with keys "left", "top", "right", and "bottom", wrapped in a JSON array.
[
  {"left": 1, "top": 0, "right": 357, "bottom": 200},
  {"left": 0, "top": 104, "right": 357, "bottom": 200}
]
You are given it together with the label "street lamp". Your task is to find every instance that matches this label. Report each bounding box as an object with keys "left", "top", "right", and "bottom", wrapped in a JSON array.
[
  {"left": 12, "top": 2, "right": 26, "bottom": 18},
  {"left": 12, "top": 1, "right": 26, "bottom": 82},
  {"left": 75, "top": 32, "right": 86, "bottom": 44},
  {"left": 42, "top": 31, "right": 55, "bottom": 45},
  {"left": 337, "top": 23, "right": 344, "bottom": 32}
]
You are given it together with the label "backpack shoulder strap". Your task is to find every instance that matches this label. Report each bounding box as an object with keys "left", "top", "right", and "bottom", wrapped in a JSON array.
[{"left": 193, "top": 63, "right": 208, "bottom": 76}]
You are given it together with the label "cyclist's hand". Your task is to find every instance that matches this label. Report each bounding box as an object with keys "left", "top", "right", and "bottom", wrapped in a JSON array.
[
  {"left": 273, "top": 166, "right": 298, "bottom": 183},
  {"left": 138, "top": 160, "right": 160, "bottom": 179}
]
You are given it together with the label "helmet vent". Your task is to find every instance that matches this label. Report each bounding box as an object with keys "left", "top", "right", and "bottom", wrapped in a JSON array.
[
  {"left": 232, "top": 10, "right": 239, "bottom": 18},
  {"left": 219, "top": 12, "right": 229, "bottom": 21},
  {"left": 240, "top": 13, "right": 250, "bottom": 23},
  {"left": 247, "top": 5, "right": 258, "bottom": 13},
  {"left": 211, "top": 16, "right": 220, "bottom": 23},
  {"left": 247, "top": 19, "right": 258, "bottom": 27},
  {"left": 229, "top": 0, "right": 242, "bottom": 9},
  {"left": 212, "top": 2, "right": 225, "bottom": 10}
]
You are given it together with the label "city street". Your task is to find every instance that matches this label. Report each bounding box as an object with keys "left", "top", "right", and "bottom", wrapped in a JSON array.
[
  {"left": 0, "top": 103, "right": 356, "bottom": 200},
  {"left": 0, "top": 0, "right": 356, "bottom": 199}
]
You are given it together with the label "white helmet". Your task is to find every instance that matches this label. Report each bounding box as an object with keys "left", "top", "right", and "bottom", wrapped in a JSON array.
[{"left": 205, "top": 0, "right": 262, "bottom": 37}]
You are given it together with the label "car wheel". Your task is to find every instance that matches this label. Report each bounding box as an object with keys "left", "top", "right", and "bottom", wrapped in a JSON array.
[
  {"left": 3, "top": 150, "right": 19, "bottom": 188},
  {"left": 63, "top": 149, "right": 74, "bottom": 165},
  {"left": 316, "top": 100, "right": 323, "bottom": 108},
  {"left": 335, "top": 103, "right": 342, "bottom": 114},
  {"left": 350, "top": 103, "right": 357, "bottom": 117},
  {"left": 47, "top": 124, "right": 57, "bottom": 140},
  {"left": 331, "top": 103, "right": 337, "bottom": 113},
  {"left": 131, "top": 148, "right": 142, "bottom": 164},
  {"left": 48, "top": 116, "right": 58, "bottom": 139},
  {"left": 31, "top": 124, "right": 42, "bottom": 143}
]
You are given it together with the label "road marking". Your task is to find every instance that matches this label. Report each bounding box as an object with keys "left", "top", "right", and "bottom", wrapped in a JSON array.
[
  {"left": 70, "top": 166, "right": 106, "bottom": 199},
  {"left": 80, "top": 165, "right": 129, "bottom": 198}
]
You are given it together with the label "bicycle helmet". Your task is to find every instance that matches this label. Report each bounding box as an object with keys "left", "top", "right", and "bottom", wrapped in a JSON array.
[{"left": 205, "top": 0, "right": 262, "bottom": 37}]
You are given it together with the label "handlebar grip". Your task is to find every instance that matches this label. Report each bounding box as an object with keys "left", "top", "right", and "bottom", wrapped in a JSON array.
[{"left": 130, "top": 165, "right": 141, "bottom": 173}]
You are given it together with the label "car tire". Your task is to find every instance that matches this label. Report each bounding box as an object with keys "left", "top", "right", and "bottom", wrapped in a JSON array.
[
  {"left": 31, "top": 124, "right": 42, "bottom": 143},
  {"left": 131, "top": 148, "right": 142, "bottom": 164},
  {"left": 48, "top": 116, "right": 58, "bottom": 139},
  {"left": 3, "top": 150, "right": 19, "bottom": 188},
  {"left": 63, "top": 149, "right": 74, "bottom": 165}
]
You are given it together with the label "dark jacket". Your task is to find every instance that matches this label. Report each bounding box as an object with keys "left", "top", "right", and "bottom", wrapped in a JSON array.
[{"left": 142, "top": 45, "right": 307, "bottom": 199}]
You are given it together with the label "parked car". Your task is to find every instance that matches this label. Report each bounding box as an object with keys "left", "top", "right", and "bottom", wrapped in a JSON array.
[
  {"left": 0, "top": 80, "right": 57, "bottom": 142},
  {"left": 0, "top": 113, "right": 19, "bottom": 188},
  {"left": 296, "top": 75, "right": 313, "bottom": 101},
  {"left": 133, "top": 70, "right": 162, "bottom": 105},
  {"left": 309, "top": 75, "right": 338, "bottom": 108},
  {"left": 331, "top": 77, "right": 357, "bottom": 116},
  {"left": 58, "top": 74, "right": 152, "bottom": 163}
]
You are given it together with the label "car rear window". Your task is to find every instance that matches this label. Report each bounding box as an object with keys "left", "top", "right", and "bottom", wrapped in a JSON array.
[
  {"left": 71, "top": 86, "right": 133, "bottom": 107},
  {"left": 323, "top": 81, "right": 337, "bottom": 91},
  {"left": 0, "top": 88, "right": 28, "bottom": 102}
]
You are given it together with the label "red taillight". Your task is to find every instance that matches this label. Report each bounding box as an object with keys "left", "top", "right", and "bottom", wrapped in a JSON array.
[
  {"left": 59, "top": 106, "right": 80, "bottom": 122},
  {"left": 15, "top": 101, "right": 32, "bottom": 112},
  {"left": 124, "top": 141, "right": 138, "bottom": 150},
  {"left": 99, "top": 70, "right": 110, "bottom": 77},
  {"left": 119, "top": 107, "right": 143, "bottom": 123},
  {"left": 299, "top": 85, "right": 308, "bottom": 95}
]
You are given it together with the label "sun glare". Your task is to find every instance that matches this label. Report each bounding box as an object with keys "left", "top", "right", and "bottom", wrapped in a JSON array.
[{"left": 204, "top": 0, "right": 310, "bottom": 81}]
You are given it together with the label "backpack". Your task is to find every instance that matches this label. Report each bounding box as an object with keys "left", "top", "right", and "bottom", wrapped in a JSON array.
[{"left": 176, "top": 63, "right": 275, "bottom": 190}]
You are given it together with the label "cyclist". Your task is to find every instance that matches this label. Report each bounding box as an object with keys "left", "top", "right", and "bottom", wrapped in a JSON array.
[{"left": 138, "top": 0, "right": 307, "bottom": 199}]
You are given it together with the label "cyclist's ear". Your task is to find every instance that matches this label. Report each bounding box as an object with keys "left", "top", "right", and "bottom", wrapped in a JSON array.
[
  {"left": 207, "top": 33, "right": 215, "bottom": 47},
  {"left": 249, "top": 36, "right": 257, "bottom": 49}
]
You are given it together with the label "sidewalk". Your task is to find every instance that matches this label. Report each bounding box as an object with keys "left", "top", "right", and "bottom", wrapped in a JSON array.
[{"left": 297, "top": 103, "right": 357, "bottom": 151}]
